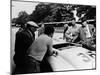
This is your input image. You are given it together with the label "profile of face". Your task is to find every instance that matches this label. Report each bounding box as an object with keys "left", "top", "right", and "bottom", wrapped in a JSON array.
[
  {"left": 41, "top": 24, "right": 44, "bottom": 27},
  {"left": 72, "top": 19, "right": 76, "bottom": 25},
  {"left": 82, "top": 21, "right": 87, "bottom": 27}
]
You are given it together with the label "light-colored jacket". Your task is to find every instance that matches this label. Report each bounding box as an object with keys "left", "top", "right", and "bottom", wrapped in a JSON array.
[
  {"left": 27, "top": 34, "right": 53, "bottom": 61},
  {"left": 79, "top": 24, "right": 95, "bottom": 41}
]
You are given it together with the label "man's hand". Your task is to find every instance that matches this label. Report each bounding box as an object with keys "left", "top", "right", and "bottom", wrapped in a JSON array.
[
  {"left": 50, "top": 48, "right": 58, "bottom": 57},
  {"left": 52, "top": 50, "right": 58, "bottom": 57}
]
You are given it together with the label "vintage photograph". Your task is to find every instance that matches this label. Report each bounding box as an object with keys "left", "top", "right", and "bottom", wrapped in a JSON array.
[{"left": 11, "top": 0, "right": 96, "bottom": 74}]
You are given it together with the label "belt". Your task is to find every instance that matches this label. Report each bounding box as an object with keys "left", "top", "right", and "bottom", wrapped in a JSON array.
[{"left": 27, "top": 55, "right": 41, "bottom": 63}]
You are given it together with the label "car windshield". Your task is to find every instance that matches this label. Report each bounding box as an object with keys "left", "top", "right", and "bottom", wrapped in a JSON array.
[{"left": 53, "top": 43, "right": 76, "bottom": 50}]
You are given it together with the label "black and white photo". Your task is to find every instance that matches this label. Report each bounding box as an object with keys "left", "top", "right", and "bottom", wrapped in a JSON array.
[{"left": 11, "top": 0, "right": 96, "bottom": 74}]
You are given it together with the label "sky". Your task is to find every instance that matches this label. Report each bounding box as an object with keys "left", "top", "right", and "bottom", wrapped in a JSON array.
[{"left": 12, "top": 1, "right": 39, "bottom": 18}]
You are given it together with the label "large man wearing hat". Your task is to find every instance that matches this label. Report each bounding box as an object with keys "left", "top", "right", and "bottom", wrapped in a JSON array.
[{"left": 13, "top": 21, "right": 38, "bottom": 74}]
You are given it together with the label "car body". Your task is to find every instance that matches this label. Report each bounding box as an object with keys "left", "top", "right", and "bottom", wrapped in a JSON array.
[{"left": 48, "top": 40, "right": 96, "bottom": 71}]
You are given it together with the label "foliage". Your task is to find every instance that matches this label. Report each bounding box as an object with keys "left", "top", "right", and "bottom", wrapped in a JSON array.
[
  {"left": 29, "top": 3, "right": 52, "bottom": 23},
  {"left": 14, "top": 11, "right": 30, "bottom": 27},
  {"left": 76, "top": 5, "right": 96, "bottom": 21},
  {"left": 29, "top": 3, "right": 76, "bottom": 23},
  {"left": 12, "top": 3, "right": 96, "bottom": 26},
  {"left": 12, "top": 18, "right": 17, "bottom": 23}
]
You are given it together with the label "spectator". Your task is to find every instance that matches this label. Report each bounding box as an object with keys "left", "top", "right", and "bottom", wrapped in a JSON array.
[
  {"left": 64, "top": 18, "right": 81, "bottom": 43},
  {"left": 13, "top": 21, "right": 38, "bottom": 74},
  {"left": 79, "top": 20, "right": 96, "bottom": 50}
]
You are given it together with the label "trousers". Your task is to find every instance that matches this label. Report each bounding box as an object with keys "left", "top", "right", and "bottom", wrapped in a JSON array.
[{"left": 13, "top": 56, "right": 41, "bottom": 74}]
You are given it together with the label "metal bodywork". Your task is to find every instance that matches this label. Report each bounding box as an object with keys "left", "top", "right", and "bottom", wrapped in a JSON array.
[{"left": 48, "top": 42, "right": 95, "bottom": 71}]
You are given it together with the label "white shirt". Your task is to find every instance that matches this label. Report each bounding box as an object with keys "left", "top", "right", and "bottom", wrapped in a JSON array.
[
  {"left": 85, "top": 25, "right": 92, "bottom": 38},
  {"left": 27, "top": 34, "right": 53, "bottom": 61}
]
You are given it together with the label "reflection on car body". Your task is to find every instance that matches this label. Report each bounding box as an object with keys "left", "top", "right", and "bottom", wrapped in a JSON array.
[{"left": 48, "top": 42, "right": 95, "bottom": 71}]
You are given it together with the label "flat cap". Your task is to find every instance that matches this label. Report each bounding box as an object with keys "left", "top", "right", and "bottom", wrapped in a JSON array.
[{"left": 26, "top": 21, "right": 39, "bottom": 27}]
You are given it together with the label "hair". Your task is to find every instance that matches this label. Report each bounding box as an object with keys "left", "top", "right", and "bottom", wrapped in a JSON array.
[
  {"left": 71, "top": 18, "right": 76, "bottom": 21},
  {"left": 68, "top": 23, "right": 73, "bottom": 26},
  {"left": 44, "top": 26, "right": 55, "bottom": 35}
]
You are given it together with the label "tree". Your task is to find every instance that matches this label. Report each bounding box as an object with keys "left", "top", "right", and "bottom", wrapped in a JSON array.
[
  {"left": 30, "top": 3, "right": 52, "bottom": 23},
  {"left": 11, "top": 18, "right": 17, "bottom": 26},
  {"left": 12, "top": 18, "right": 17, "bottom": 23},
  {"left": 84, "top": 7, "right": 96, "bottom": 20},
  {"left": 30, "top": 3, "right": 76, "bottom": 23},
  {"left": 16, "top": 11, "right": 30, "bottom": 27},
  {"left": 76, "top": 5, "right": 96, "bottom": 21}
]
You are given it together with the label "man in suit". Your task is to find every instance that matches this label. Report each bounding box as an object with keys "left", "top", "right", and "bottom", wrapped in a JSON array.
[
  {"left": 79, "top": 20, "right": 96, "bottom": 50},
  {"left": 13, "top": 21, "right": 38, "bottom": 74},
  {"left": 79, "top": 20, "right": 95, "bottom": 41}
]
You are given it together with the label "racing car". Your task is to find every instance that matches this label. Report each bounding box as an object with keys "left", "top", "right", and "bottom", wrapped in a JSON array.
[{"left": 47, "top": 38, "right": 96, "bottom": 72}]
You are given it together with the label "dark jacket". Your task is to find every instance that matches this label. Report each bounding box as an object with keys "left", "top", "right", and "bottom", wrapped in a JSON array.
[{"left": 14, "top": 28, "right": 35, "bottom": 65}]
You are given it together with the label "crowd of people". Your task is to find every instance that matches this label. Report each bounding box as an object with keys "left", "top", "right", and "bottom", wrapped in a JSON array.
[
  {"left": 63, "top": 18, "right": 96, "bottom": 50},
  {"left": 12, "top": 17, "right": 96, "bottom": 74}
]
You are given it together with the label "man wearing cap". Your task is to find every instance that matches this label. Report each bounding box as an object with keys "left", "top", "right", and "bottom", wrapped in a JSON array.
[
  {"left": 13, "top": 21, "right": 38, "bottom": 74},
  {"left": 78, "top": 20, "right": 96, "bottom": 50}
]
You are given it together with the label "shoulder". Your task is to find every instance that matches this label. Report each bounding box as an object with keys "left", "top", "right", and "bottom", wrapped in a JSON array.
[
  {"left": 43, "top": 35, "right": 52, "bottom": 43},
  {"left": 47, "top": 37, "right": 53, "bottom": 45},
  {"left": 38, "top": 34, "right": 50, "bottom": 40},
  {"left": 17, "top": 29, "right": 30, "bottom": 37},
  {"left": 64, "top": 24, "right": 68, "bottom": 27},
  {"left": 76, "top": 24, "right": 82, "bottom": 28},
  {"left": 88, "top": 24, "right": 94, "bottom": 28},
  {"left": 37, "top": 34, "right": 52, "bottom": 45},
  {"left": 44, "top": 35, "right": 52, "bottom": 41},
  {"left": 78, "top": 25, "right": 83, "bottom": 32},
  {"left": 88, "top": 24, "right": 95, "bottom": 30},
  {"left": 76, "top": 24, "right": 82, "bottom": 30}
]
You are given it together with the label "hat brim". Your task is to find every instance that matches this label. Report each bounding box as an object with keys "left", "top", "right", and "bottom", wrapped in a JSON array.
[{"left": 27, "top": 21, "right": 39, "bottom": 27}]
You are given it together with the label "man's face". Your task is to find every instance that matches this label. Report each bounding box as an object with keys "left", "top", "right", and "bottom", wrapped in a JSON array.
[
  {"left": 82, "top": 21, "right": 87, "bottom": 27},
  {"left": 72, "top": 20, "right": 76, "bottom": 25}
]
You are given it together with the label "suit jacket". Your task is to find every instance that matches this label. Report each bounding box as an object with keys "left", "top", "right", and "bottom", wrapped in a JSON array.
[
  {"left": 14, "top": 28, "right": 35, "bottom": 65},
  {"left": 79, "top": 24, "right": 94, "bottom": 41}
]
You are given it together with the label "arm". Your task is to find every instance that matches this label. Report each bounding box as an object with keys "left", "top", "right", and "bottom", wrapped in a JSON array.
[
  {"left": 65, "top": 31, "right": 73, "bottom": 42},
  {"left": 47, "top": 38, "right": 58, "bottom": 56},
  {"left": 15, "top": 32, "right": 33, "bottom": 54}
]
